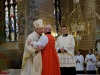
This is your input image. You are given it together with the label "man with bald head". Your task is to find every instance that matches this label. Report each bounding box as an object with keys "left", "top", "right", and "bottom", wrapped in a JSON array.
[{"left": 31, "top": 25, "right": 60, "bottom": 75}]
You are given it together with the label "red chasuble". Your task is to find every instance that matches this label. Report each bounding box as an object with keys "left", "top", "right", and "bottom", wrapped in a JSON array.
[{"left": 42, "top": 34, "right": 60, "bottom": 75}]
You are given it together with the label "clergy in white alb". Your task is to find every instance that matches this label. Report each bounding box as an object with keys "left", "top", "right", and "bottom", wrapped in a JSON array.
[
  {"left": 75, "top": 50, "right": 84, "bottom": 74},
  {"left": 55, "top": 26, "right": 76, "bottom": 75},
  {"left": 85, "top": 49, "right": 96, "bottom": 74},
  {"left": 21, "top": 19, "right": 43, "bottom": 75}
]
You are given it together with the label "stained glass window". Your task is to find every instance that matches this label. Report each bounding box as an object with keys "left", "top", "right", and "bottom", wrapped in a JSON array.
[{"left": 4, "top": 0, "right": 18, "bottom": 42}]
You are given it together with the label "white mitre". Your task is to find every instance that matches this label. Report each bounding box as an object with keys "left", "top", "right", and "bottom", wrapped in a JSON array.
[{"left": 33, "top": 19, "right": 43, "bottom": 28}]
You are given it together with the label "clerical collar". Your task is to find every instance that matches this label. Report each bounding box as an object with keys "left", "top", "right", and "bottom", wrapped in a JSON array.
[
  {"left": 89, "top": 54, "right": 92, "bottom": 55},
  {"left": 45, "top": 32, "right": 51, "bottom": 34},
  {"left": 63, "top": 34, "right": 68, "bottom": 37}
]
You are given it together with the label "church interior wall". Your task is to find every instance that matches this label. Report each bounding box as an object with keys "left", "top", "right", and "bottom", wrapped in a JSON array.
[{"left": 0, "top": 0, "right": 100, "bottom": 69}]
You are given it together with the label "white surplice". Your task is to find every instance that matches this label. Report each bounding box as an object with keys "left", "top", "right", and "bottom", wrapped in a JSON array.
[
  {"left": 75, "top": 55, "right": 84, "bottom": 71},
  {"left": 85, "top": 54, "right": 96, "bottom": 71},
  {"left": 32, "top": 35, "right": 48, "bottom": 48},
  {"left": 55, "top": 34, "right": 76, "bottom": 67}
]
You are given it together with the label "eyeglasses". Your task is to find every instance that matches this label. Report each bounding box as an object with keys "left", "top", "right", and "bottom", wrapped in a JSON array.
[{"left": 62, "top": 29, "right": 67, "bottom": 30}]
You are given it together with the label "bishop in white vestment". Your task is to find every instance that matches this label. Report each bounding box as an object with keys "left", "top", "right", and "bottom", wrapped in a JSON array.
[{"left": 21, "top": 19, "right": 43, "bottom": 75}]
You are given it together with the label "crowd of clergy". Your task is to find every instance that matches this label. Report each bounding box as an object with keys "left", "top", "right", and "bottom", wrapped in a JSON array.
[
  {"left": 75, "top": 49, "right": 100, "bottom": 74},
  {"left": 21, "top": 19, "right": 100, "bottom": 75}
]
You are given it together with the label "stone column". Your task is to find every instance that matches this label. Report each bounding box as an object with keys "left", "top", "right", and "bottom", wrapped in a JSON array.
[
  {"left": 17, "top": 0, "right": 28, "bottom": 53},
  {"left": 78, "top": 0, "right": 96, "bottom": 50},
  {"left": 60, "top": 0, "right": 73, "bottom": 33},
  {"left": 39, "top": 0, "right": 54, "bottom": 25},
  {"left": 17, "top": 0, "right": 54, "bottom": 52}
]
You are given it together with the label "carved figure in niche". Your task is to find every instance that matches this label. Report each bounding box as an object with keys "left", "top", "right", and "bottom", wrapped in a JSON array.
[
  {"left": 19, "top": 13, "right": 25, "bottom": 36},
  {"left": 96, "top": 39, "right": 100, "bottom": 54}
]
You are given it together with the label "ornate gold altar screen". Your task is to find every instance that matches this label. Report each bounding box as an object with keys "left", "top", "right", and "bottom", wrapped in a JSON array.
[
  {"left": 44, "top": 0, "right": 100, "bottom": 42},
  {"left": 66, "top": 0, "right": 100, "bottom": 50}
]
